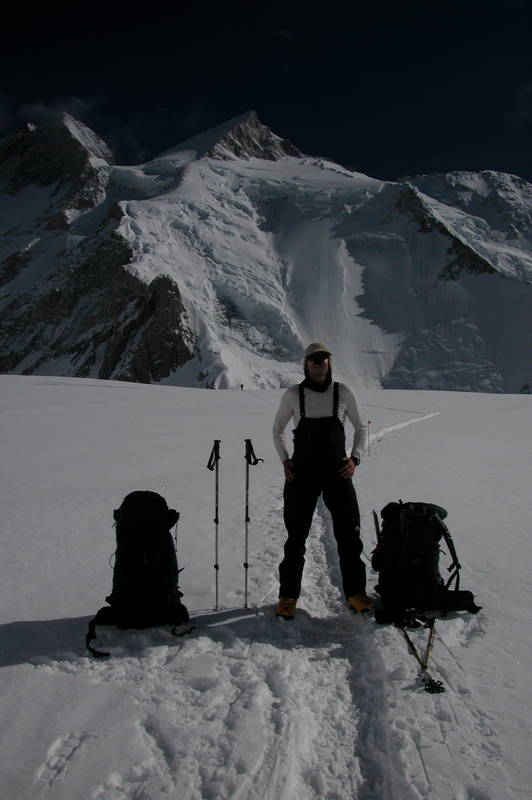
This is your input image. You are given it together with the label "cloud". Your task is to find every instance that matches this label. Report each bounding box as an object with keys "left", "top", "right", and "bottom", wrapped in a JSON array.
[
  {"left": 19, "top": 96, "right": 93, "bottom": 125},
  {"left": 0, "top": 91, "right": 218, "bottom": 166},
  {"left": 0, "top": 93, "right": 97, "bottom": 136}
]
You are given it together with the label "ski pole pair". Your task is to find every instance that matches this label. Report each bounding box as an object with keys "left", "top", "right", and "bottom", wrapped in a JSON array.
[
  {"left": 399, "top": 618, "right": 445, "bottom": 694},
  {"left": 207, "top": 439, "right": 263, "bottom": 611}
]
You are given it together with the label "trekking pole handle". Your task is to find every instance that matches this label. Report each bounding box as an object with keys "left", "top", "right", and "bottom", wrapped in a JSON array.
[
  {"left": 207, "top": 440, "right": 221, "bottom": 471},
  {"left": 245, "top": 439, "right": 264, "bottom": 466}
]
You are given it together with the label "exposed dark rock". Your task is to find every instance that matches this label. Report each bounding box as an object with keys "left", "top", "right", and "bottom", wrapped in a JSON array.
[
  {"left": 0, "top": 248, "right": 33, "bottom": 288},
  {"left": 205, "top": 111, "right": 302, "bottom": 161},
  {"left": 437, "top": 238, "right": 496, "bottom": 282},
  {"left": 395, "top": 183, "right": 436, "bottom": 234},
  {"left": 0, "top": 115, "right": 113, "bottom": 229},
  {"left": 0, "top": 211, "right": 194, "bottom": 382},
  {"left": 395, "top": 183, "right": 495, "bottom": 282},
  {"left": 0, "top": 116, "right": 196, "bottom": 383}
]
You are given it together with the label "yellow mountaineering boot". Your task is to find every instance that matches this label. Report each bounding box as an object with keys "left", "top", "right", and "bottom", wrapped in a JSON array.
[
  {"left": 276, "top": 597, "right": 297, "bottom": 619},
  {"left": 347, "top": 593, "right": 373, "bottom": 613}
]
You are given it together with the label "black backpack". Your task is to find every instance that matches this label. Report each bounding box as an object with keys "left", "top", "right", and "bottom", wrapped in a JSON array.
[
  {"left": 86, "top": 491, "right": 190, "bottom": 656},
  {"left": 372, "top": 501, "right": 479, "bottom": 622}
]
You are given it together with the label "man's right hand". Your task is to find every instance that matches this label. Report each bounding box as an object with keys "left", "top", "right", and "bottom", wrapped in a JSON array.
[{"left": 283, "top": 458, "right": 295, "bottom": 482}]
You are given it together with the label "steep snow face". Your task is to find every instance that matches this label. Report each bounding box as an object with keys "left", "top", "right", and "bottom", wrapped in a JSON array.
[
  {"left": 118, "top": 154, "right": 397, "bottom": 388},
  {"left": 1, "top": 114, "right": 532, "bottom": 391}
]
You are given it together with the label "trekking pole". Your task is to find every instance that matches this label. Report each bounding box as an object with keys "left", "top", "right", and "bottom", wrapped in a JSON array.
[
  {"left": 423, "top": 618, "right": 437, "bottom": 672},
  {"left": 244, "top": 439, "right": 263, "bottom": 610},
  {"left": 399, "top": 618, "right": 444, "bottom": 694},
  {"left": 207, "top": 440, "right": 221, "bottom": 610}
]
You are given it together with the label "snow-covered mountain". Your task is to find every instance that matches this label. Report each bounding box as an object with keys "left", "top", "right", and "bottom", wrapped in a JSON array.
[{"left": 2, "top": 111, "right": 532, "bottom": 391}]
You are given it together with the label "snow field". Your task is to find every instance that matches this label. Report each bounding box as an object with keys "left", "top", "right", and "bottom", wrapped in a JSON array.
[{"left": 1, "top": 376, "right": 531, "bottom": 799}]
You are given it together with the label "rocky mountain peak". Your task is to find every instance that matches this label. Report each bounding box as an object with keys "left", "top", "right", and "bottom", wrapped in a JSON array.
[
  {"left": 0, "top": 114, "right": 114, "bottom": 196},
  {"left": 0, "top": 113, "right": 115, "bottom": 230},
  {"left": 161, "top": 110, "right": 302, "bottom": 162}
]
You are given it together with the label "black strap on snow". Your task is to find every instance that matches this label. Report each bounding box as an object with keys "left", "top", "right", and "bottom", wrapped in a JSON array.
[
  {"left": 171, "top": 624, "right": 196, "bottom": 637},
  {"left": 298, "top": 381, "right": 339, "bottom": 418},
  {"left": 207, "top": 440, "right": 221, "bottom": 471},
  {"left": 86, "top": 605, "right": 196, "bottom": 656},
  {"left": 86, "top": 605, "right": 116, "bottom": 658}
]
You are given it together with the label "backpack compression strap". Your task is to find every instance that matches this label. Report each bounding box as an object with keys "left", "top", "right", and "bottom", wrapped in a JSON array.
[{"left": 435, "top": 513, "right": 462, "bottom": 590}]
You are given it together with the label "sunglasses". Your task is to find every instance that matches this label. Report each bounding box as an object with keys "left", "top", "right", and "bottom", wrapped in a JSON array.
[{"left": 307, "top": 354, "right": 329, "bottom": 363}]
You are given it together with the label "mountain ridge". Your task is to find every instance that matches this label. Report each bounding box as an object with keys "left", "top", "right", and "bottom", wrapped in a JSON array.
[{"left": 1, "top": 112, "right": 531, "bottom": 391}]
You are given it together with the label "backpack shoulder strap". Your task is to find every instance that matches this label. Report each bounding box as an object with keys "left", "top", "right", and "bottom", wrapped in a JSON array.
[
  {"left": 333, "top": 382, "right": 339, "bottom": 416},
  {"left": 298, "top": 382, "right": 306, "bottom": 417},
  {"left": 434, "top": 512, "right": 462, "bottom": 590}
]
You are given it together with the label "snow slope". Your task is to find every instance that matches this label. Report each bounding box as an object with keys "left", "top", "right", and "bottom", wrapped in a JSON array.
[{"left": 1, "top": 375, "right": 531, "bottom": 799}]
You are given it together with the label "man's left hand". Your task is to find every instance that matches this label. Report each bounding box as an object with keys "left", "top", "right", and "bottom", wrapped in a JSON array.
[{"left": 339, "top": 457, "right": 356, "bottom": 479}]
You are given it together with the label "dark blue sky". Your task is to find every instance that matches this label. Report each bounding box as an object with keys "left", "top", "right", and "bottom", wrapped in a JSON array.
[{"left": 2, "top": 0, "right": 532, "bottom": 182}]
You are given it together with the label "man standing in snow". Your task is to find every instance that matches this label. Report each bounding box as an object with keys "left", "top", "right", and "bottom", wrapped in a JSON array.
[{"left": 272, "top": 343, "right": 370, "bottom": 619}]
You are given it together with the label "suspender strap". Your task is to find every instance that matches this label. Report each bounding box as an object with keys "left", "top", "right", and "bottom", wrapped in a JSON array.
[
  {"left": 333, "top": 381, "right": 339, "bottom": 416},
  {"left": 298, "top": 382, "right": 306, "bottom": 417}
]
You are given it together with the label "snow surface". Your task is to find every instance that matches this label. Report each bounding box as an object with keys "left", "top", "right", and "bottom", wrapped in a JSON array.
[{"left": 1, "top": 375, "right": 531, "bottom": 799}]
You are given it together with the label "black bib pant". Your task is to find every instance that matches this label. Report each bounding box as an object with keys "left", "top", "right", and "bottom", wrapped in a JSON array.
[{"left": 278, "top": 383, "right": 367, "bottom": 600}]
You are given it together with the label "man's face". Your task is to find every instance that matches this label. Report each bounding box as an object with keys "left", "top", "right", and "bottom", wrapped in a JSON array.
[{"left": 307, "top": 353, "right": 329, "bottom": 383}]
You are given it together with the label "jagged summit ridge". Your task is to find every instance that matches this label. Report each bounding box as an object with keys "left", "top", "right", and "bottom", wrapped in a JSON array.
[{"left": 160, "top": 110, "right": 302, "bottom": 162}]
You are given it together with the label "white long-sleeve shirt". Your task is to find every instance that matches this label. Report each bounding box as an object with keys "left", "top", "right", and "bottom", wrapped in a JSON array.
[{"left": 273, "top": 382, "right": 368, "bottom": 463}]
